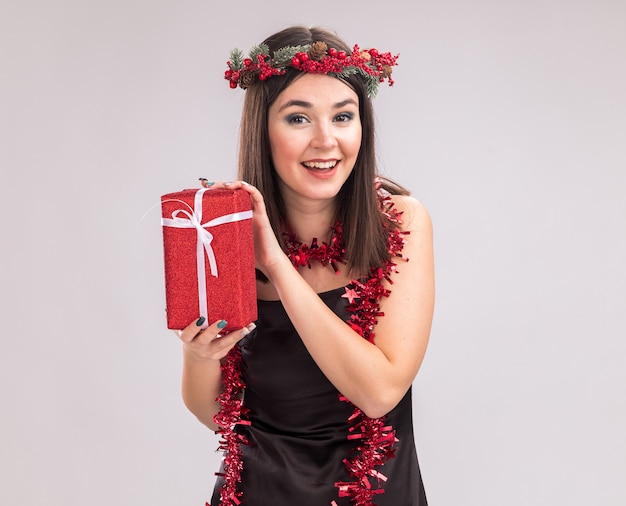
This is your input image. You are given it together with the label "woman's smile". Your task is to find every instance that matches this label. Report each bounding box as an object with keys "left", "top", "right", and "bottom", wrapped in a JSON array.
[
  {"left": 302, "top": 159, "right": 338, "bottom": 170},
  {"left": 301, "top": 159, "right": 340, "bottom": 179}
]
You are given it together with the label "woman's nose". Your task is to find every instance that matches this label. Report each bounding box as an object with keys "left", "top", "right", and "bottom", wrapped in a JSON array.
[{"left": 310, "top": 123, "right": 338, "bottom": 149}]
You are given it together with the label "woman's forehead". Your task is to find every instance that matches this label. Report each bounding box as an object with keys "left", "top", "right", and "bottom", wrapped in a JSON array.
[{"left": 273, "top": 74, "right": 359, "bottom": 107}]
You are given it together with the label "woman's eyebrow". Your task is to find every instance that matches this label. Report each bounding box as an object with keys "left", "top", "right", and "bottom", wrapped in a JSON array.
[
  {"left": 277, "top": 98, "right": 358, "bottom": 113},
  {"left": 278, "top": 99, "right": 311, "bottom": 112},
  {"left": 333, "top": 98, "right": 358, "bottom": 109}
]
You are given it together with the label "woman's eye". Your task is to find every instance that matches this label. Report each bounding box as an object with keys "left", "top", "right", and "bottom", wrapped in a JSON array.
[
  {"left": 334, "top": 112, "right": 354, "bottom": 123},
  {"left": 286, "top": 114, "right": 308, "bottom": 124}
]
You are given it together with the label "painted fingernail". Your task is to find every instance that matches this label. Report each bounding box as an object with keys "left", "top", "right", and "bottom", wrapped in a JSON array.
[
  {"left": 195, "top": 316, "right": 206, "bottom": 326},
  {"left": 199, "top": 177, "right": 207, "bottom": 181},
  {"left": 240, "top": 322, "right": 256, "bottom": 337},
  {"left": 217, "top": 320, "right": 228, "bottom": 329}
]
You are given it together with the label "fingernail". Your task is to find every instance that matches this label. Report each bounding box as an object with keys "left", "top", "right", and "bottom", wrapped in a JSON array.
[
  {"left": 204, "top": 181, "right": 215, "bottom": 187},
  {"left": 223, "top": 181, "right": 232, "bottom": 186},
  {"left": 241, "top": 181, "right": 249, "bottom": 185},
  {"left": 199, "top": 177, "right": 207, "bottom": 181},
  {"left": 217, "top": 320, "right": 228, "bottom": 329},
  {"left": 240, "top": 322, "right": 256, "bottom": 337},
  {"left": 195, "top": 316, "right": 206, "bottom": 326}
]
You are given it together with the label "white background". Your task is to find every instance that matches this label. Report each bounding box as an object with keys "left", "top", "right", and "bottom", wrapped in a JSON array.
[{"left": 1, "top": 1, "right": 625, "bottom": 505}]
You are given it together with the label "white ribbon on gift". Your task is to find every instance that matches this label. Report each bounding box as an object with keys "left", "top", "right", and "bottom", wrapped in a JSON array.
[{"left": 161, "top": 187, "right": 253, "bottom": 320}]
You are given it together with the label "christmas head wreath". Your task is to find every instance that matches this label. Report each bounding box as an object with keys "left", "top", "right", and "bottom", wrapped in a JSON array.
[{"left": 224, "top": 41, "right": 399, "bottom": 97}]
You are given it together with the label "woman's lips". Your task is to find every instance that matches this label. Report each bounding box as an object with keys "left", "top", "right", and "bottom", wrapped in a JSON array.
[{"left": 302, "top": 160, "right": 338, "bottom": 170}]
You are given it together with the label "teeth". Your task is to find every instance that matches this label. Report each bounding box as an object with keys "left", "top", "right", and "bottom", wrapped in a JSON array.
[{"left": 303, "top": 161, "right": 337, "bottom": 169}]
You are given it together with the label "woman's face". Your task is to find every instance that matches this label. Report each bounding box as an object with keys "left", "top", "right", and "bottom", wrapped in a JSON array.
[{"left": 267, "top": 73, "right": 362, "bottom": 208}]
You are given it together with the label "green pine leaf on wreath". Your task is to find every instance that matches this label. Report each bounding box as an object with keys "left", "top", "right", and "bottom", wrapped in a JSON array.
[
  {"left": 248, "top": 44, "right": 269, "bottom": 61},
  {"left": 271, "top": 44, "right": 310, "bottom": 66},
  {"left": 355, "top": 68, "right": 379, "bottom": 97},
  {"left": 335, "top": 67, "right": 359, "bottom": 78},
  {"left": 229, "top": 48, "right": 244, "bottom": 70}
]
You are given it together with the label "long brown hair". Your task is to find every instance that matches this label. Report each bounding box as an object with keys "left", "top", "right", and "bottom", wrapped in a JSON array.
[{"left": 237, "top": 25, "right": 409, "bottom": 276}]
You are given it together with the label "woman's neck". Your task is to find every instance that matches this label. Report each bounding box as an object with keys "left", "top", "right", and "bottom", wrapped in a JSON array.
[{"left": 283, "top": 203, "right": 337, "bottom": 243}]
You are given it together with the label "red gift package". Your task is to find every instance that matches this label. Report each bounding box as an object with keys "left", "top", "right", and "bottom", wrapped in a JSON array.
[{"left": 161, "top": 187, "right": 257, "bottom": 331}]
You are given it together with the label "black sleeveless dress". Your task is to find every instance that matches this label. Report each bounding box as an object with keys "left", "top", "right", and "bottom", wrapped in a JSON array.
[{"left": 210, "top": 287, "right": 428, "bottom": 506}]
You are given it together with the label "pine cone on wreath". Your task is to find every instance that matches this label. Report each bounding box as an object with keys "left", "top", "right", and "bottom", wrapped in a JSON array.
[
  {"left": 239, "top": 71, "right": 255, "bottom": 89},
  {"left": 309, "top": 41, "right": 328, "bottom": 61},
  {"left": 381, "top": 65, "right": 393, "bottom": 78}
]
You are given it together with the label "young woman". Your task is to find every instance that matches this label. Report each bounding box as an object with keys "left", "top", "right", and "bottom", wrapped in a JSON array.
[{"left": 176, "top": 25, "right": 434, "bottom": 506}]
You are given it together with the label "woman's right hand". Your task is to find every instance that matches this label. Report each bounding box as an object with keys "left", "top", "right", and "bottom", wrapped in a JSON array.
[
  {"left": 200, "top": 179, "right": 291, "bottom": 282},
  {"left": 175, "top": 317, "right": 255, "bottom": 362}
]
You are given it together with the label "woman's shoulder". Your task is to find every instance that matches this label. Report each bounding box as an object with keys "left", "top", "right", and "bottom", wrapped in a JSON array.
[{"left": 388, "top": 194, "right": 432, "bottom": 233}]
